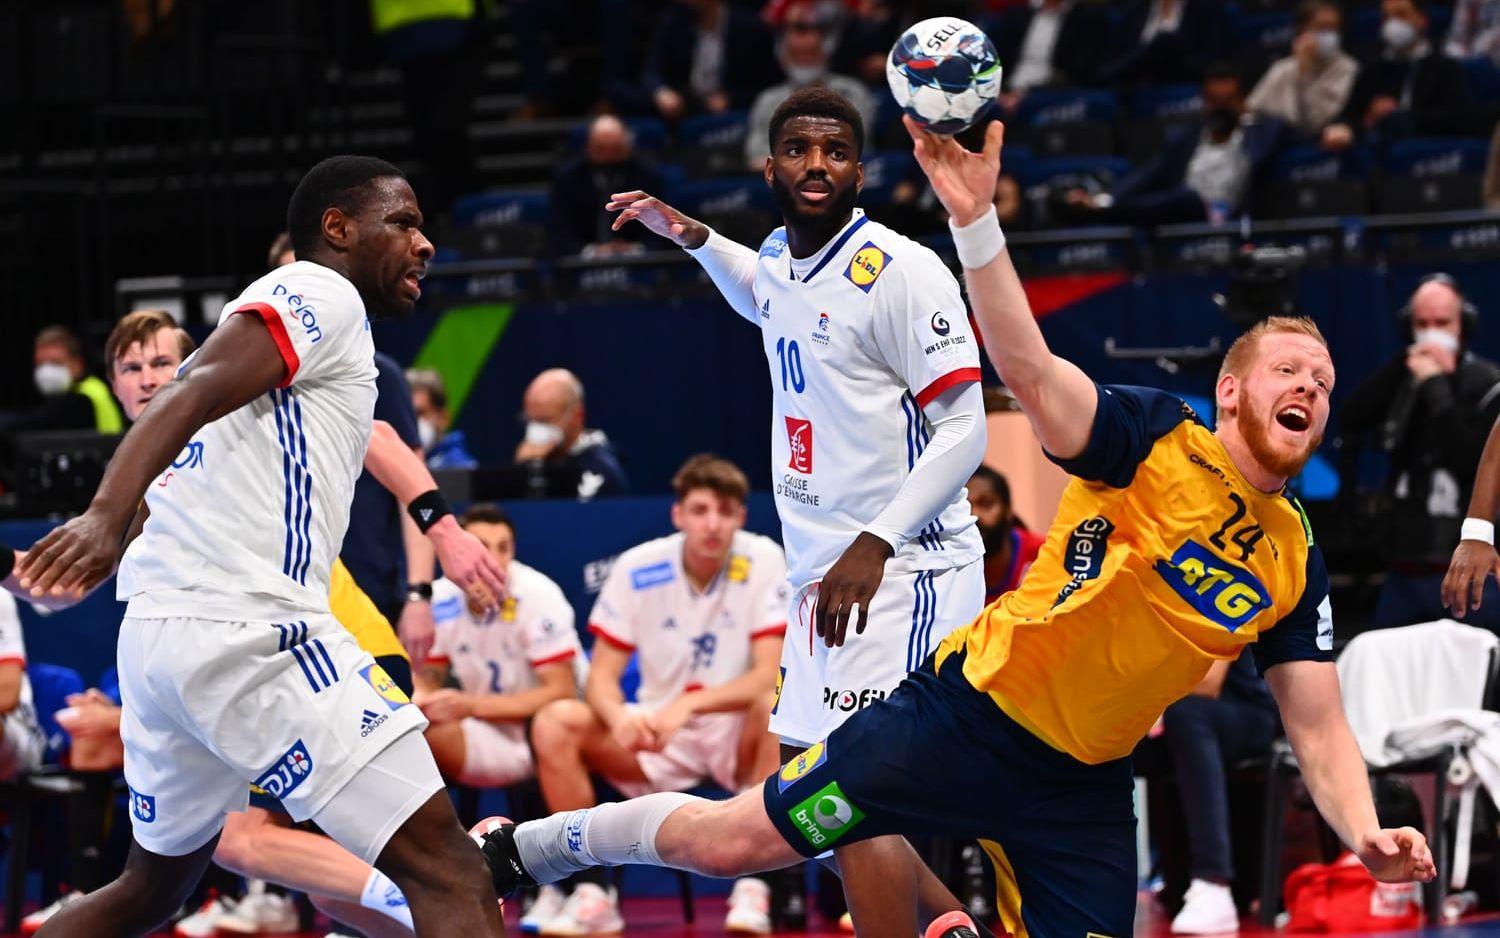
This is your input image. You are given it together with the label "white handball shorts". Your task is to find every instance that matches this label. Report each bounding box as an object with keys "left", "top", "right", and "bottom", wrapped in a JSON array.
[
  {"left": 455, "top": 717, "right": 537, "bottom": 788},
  {"left": 768, "top": 561, "right": 984, "bottom": 747},
  {"left": 610, "top": 708, "right": 747, "bottom": 798},
  {"left": 118, "top": 614, "right": 439, "bottom": 862}
]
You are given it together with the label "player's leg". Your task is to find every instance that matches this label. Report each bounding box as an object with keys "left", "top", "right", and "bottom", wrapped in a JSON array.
[
  {"left": 309, "top": 893, "right": 413, "bottom": 938},
  {"left": 35, "top": 836, "right": 221, "bottom": 937},
  {"left": 734, "top": 691, "right": 782, "bottom": 788},
  {"left": 531, "top": 696, "right": 649, "bottom": 809}
]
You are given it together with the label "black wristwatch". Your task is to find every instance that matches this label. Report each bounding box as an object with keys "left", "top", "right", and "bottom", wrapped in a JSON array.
[{"left": 405, "top": 582, "right": 433, "bottom": 603}]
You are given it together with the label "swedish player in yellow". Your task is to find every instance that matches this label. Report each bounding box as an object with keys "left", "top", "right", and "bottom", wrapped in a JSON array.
[{"left": 472, "top": 119, "right": 1436, "bottom": 937}]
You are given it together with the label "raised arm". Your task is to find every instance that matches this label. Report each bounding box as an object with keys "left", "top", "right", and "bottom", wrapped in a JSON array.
[
  {"left": 607, "top": 190, "right": 760, "bottom": 322},
  {"left": 904, "top": 118, "right": 1098, "bottom": 460},
  {"left": 1443, "top": 414, "right": 1500, "bottom": 616},
  {"left": 18, "top": 314, "right": 285, "bottom": 597}
]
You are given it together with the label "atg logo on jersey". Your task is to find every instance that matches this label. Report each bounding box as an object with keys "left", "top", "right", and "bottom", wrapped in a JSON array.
[
  {"left": 786, "top": 417, "right": 813, "bottom": 474},
  {"left": 844, "top": 242, "right": 890, "bottom": 293},
  {"left": 631, "top": 561, "right": 676, "bottom": 591},
  {"left": 778, "top": 739, "right": 827, "bottom": 792},
  {"left": 1154, "top": 540, "right": 1272, "bottom": 631},
  {"left": 130, "top": 788, "right": 156, "bottom": 824},
  {"left": 271, "top": 283, "right": 323, "bottom": 343},
  {"left": 255, "top": 739, "right": 314, "bottom": 799},
  {"left": 360, "top": 663, "right": 411, "bottom": 711}
]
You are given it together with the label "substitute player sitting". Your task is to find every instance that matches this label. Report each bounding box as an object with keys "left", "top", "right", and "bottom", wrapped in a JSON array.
[
  {"left": 473, "top": 121, "right": 1435, "bottom": 938},
  {"left": 417, "top": 503, "right": 585, "bottom": 788},
  {"left": 520, "top": 455, "right": 787, "bottom": 936}
]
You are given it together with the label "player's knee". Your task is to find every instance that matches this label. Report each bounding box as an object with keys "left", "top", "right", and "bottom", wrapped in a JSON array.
[
  {"left": 115, "top": 865, "right": 200, "bottom": 926},
  {"left": 531, "top": 698, "right": 589, "bottom": 751},
  {"left": 210, "top": 818, "right": 259, "bottom": 877}
]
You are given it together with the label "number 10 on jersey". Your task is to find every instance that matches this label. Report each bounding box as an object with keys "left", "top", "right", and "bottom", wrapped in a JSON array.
[{"left": 776, "top": 337, "right": 805, "bottom": 394}]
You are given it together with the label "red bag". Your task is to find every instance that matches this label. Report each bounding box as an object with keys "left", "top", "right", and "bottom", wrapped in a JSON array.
[{"left": 1284, "top": 853, "right": 1422, "bottom": 932}]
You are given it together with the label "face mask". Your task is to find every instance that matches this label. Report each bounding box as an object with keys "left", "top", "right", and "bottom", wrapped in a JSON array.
[
  {"left": 785, "top": 63, "right": 827, "bottom": 87},
  {"left": 1413, "top": 327, "right": 1460, "bottom": 353},
  {"left": 1313, "top": 29, "right": 1340, "bottom": 58},
  {"left": 417, "top": 418, "right": 437, "bottom": 450},
  {"left": 525, "top": 420, "right": 565, "bottom": 449},
  {"left": 1382, "top": 17, "right": 1418, "bottom": 52},
  {"left": 33, "top": 363, "right": 72, "bottom": 396}
]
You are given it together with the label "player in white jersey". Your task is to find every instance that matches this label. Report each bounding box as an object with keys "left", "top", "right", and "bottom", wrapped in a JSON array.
[
  {"left": 417, "top": 503, "right": 585, "bottom": 788},
  {"left": 605, "top": 88, "right": 986, "bottom": 930},
  {"left": 17, "top": 156, "right": 505, "bottom": 937},
  {"left": 0, "top": 590, "right": 44, "bottom": 781},
  {"left": 521, "top": 455, "right": 786, "bottom": 936}
]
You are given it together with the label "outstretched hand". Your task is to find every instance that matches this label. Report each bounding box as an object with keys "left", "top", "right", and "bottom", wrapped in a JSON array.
[
  {"left": 605, "top": 191, "right": 709, "bottom": 249},
  {"left": 903, "top": 116, "right": 1005, "bottom": 228},
  {"left": 16, "top": 511, "right": 123, "bottom": 600},
  {"left": 1443, "top": 539, "right": 1500, "bottom": 618},
  {"left": 1356, "top": 827, "right": 1436, "bottom": 884}
]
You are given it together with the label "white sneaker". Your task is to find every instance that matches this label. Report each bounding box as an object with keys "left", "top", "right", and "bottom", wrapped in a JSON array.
[
  {"left": 539, "top": 882, "right": 625, "bottom": 935},
  {"left": 21, "top": 891, "right": 84, "bottom": 934},
  {"left": 521, "top": 884, "right": 570, "bottom": 933},
  {"left": 1171, "top": 879, "right": 1239, "bottom": 935},
  {"left": 724, "top": 877, "right": 771, "bottom": 935},
  {"left": 175, "top": 895, "right": 241, "bottom": 937},
  {"left": 215, "top": 889, "right": 300, "bottom": 934}
]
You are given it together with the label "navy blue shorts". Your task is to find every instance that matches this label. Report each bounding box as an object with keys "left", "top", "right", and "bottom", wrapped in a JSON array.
[{"left": 763, "top": 650, "right": 1138, "bottom": 938}]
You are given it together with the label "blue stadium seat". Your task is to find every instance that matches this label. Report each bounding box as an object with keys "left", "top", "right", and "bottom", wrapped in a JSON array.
[
  {"left": 1383, "top": 138, "right": 1490, "bottom": 177},
  {"left": 1014, "top": 155, "right": 1133, "bottom": 190},
  {"left": 1267, "top": 145, "right": 1371, "bottom": 182},
  {"left": 28, "top": 662, "right": 85, "bottom": 764},
  {"left": 450, "top": 190, "right": 550, "bottom": 228},
  {"left": 1127, "top": 84, "right": 1203, "bottom": 122},
  {"left": 1461, "top": 58, "right": 1500, "bottom": 101},
  {"left": 667, "top": 177, "right": 775, "bottom": 217},
  {"left": 1014, "top": 89, "right": 1119, "bottom": 127},
  {"left": 565, "top": 117, "right": 668, "bottom": 155},
  {"left": 1230, "top": 9, "right": 1295, "bottom": 57},
  {"left": 680, "top": 111, "right": 750, "bottom": 150},
  {"left": 860, "top": 151, "right": 918, "bottom": 205},
  {"left": 1346, "top": 7, "right": 1382, "bottom": 46}
]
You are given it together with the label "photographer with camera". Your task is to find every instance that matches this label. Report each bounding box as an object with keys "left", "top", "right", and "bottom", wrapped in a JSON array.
[{"left": 1341, "top": 274, "right": 1500, "bottom": 629}]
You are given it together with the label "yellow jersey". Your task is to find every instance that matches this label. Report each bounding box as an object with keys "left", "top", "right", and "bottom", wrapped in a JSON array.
[
  {"left": 329, "top": 557, "right": 407, "bottom": 661},
  {"left": 939, "top": 384, "right": 1331, "bottom": 764}
]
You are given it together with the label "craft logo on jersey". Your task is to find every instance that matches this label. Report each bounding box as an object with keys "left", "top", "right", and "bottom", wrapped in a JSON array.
[
  {"left": 1155, "top": 540, "right": 1271, "bottom": 631},
  {"left": 360, "top": 663, "right": 410, "bottom": 710},
  {"left": 844, "top": 242, "right": 890, "bottom": 293},
  {"left": 786, "top": 417, "right": 813, "bottom": 473},
  {"left": 930, "top": 312, "right": 951, "bottom": 336},
  {"left": 777, "top": 739, "right": 827, "bottom": 792},
  {"left": 789, "top": 780, "right": 865, "bottom": 847},
  {"left": 822, "top": 686, "right": 887, "bottom": 712},
  {"left": 271, "top": 283, "right": 323, "bottom": 343},
  {"left": 359, "top": 708, "right": 389, "bottom": 738},
  {"left": 255, "top": 739, "right": 314, "bottom": 799},
  {"left": 1053, "top": 516, "right": 1114, "bottom": 608},
  {"left": 130, "top": 788, "right": 156, "bottom": 824}
]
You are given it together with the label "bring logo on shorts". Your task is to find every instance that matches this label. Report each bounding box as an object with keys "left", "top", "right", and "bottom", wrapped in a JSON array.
[
  {"left": 788, "top": 780, "right": 864, "bottom": 848},
  {"left": 255, "top": 739, "right": 314, "bottom": 799}
]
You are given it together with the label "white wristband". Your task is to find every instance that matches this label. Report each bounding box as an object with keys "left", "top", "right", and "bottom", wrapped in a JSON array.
[
  {"left": 948, "top": 205, "right": 1006, "bottom": 270},
  {"left": 1462, "top": 518, "right": 1495, "bottom": 545}
]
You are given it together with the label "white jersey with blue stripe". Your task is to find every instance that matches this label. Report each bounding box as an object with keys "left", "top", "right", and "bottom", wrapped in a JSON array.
[
  {"left": 749, "top": 209, "right": 984, "bottom": 588},
  {"left": 119, "top": 261, "right": 378, "bottom": 622}
]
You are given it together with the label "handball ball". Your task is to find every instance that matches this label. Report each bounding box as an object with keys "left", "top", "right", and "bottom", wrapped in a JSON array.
[{"left": 886, "top": 17, "right": 1002, "bottom": 136}]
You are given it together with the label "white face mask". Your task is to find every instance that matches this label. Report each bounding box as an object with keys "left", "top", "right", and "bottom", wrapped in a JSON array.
[
  {"left": 785, "top": 63, "right": 828, "bottom": 87},
  {"left": 524, "top": 420, "right": 565, "bottom": 449},
  {"left": 1413, "top": 327, "right": 1460, "bottom": 353},
  {"left": 1382, "top": 17, "right": 1418, "bottom": 52},
  {"left": 33, "top": 362, "right": 72, "bottom": 397},
  {"left": 1313, "top": 29, "right": 1340, "bottom": 58},
  {"left": 417, "top": 418, "right": 437, "bottom": 450}
]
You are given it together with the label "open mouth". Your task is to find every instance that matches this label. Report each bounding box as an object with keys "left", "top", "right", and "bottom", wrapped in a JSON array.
[
  {"left": 403, "top": 268, "right": 426, "bottom": 298},
  {"left": 798, "top": 180, "right": 833, "bottom": 203},
  {"left": 1276, "top": 403, "right": 1310, "bottom": 432}
]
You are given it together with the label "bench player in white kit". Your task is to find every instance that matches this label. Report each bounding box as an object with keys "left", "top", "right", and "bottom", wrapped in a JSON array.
[
  {"left": 18, "top": 156, "right": 505, "bottom": 937},
  {"left": 604, "top": 88, "right": 988, "bottom": 931}
]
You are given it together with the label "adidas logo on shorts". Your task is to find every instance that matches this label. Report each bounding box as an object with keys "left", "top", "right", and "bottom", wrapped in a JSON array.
[{"left": 359, "top": 708, "right": 389, "bottom": 738}]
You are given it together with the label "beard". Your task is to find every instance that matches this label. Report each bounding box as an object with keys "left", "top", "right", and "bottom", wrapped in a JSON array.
[
  {"left": 769, "top": 172, "right": 860, "bottom": 232},
  {"left": 977, "top": 519, "right": 1012, "bottom": 557},
  {"left": 1236, "top": 395, "right": 1322, "bottom": 480}
]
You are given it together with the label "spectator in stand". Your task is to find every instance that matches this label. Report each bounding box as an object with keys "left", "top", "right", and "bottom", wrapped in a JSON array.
[
  {"left": 551, "top": 115, "right": 664, "bottom": 257},
  {"left": 1247, "top": 0, "right": 1359, "bottom": 139},
  {"left": 266, "top": 231, "right": 294, "bottom": 269},
  {"left": 831, "top": 0, "right": 904, "bottom": 89},
  {"left": 103, "top": 310, "right": 195, "bottom": 427},
  {"left": 0, "top": 590, "right": 44, "bottom": 783},
  {"left": 1340, "top": 274, "right": 1500, "bottom": 629},
  {"left": 1, "top": 326, "right": 125, "bottom": 435},
  {"left": 640, "top": 0, "right": 779, "bottom": 121},
  {"left": 510, "top": 0, "right": 634, "bottom": 118},
  {"left": 515, "top": 368, "right": 630, "bottom": 499},
  {"left": 1485, "top": 119, "right": 1500, "bottom": 210},
  {"left": 986, "top": 0, "right": 1110, "bottom": 102},
  {"left": 1445, "top": 0, "right": 1500, "bottom": 65},
  {"left": 1063, "top": 65, "right": 1283, "bottom": 226},
  {"left": 966, "top": 465, "right": 1044, "bottom": 604},
  {"left": 407, "top": 368, "right": 478, "bottom": 470},
  {"left": 1100, "top": 0, "right": 1228, "bottom": 86},
  {"left": 1322, "top": 0, "right": 1471, "bottom": 152},
  {"left": 745, "top": 1, "right": 876, "bottom": 169}
]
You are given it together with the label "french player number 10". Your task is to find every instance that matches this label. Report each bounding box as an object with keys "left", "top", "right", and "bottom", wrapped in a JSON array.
[{"left": 776, "top": 337, "right": 806, "bottom": 394}]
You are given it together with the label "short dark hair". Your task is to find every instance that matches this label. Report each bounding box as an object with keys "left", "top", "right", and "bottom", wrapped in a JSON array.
[
  {"left": 767, "top": 87, "right": 864, "bottom": 158},
  {"left": 286, "top": 155, "right": 405, "bottom": 259},
  {"left": 1202, "top": 61, "right": 1243, "bottom": 88},
  {"left": 673, "top": 454, "right": 749, "bottom": 504},
  {"left": 407, "top": 368, "right": 449, "bottom": 411},
  {"left": 1295, "top": 0, "right": 1340, "bottom": 30},
  {"left": 460, "top": 502, "right": 515, "bottom": 540},
  {"left": 970, "top": 464, "right": 1011, "bottom": 507},
  {"left": 35, "top": 325, "right": 83, "bottom": 359}
]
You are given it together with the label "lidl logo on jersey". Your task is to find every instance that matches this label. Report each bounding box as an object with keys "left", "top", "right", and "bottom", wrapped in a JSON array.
[
  {"left": 631, "top": 561, "right": 676, "bottom": 591},
  {"left": 1154, "top": 540, "right": 1271, "bottom": 631},
  {"left": 255, "top": 739, "right": 314, "bottom": 799},
  {"left": 271, "top": 283, "right": 323, "bottom": 343},
  {"left": 728, "top": 554, "right": 751, "bottom": 583},
  {"left": 360, "top": 663, "right": 411, "bottom": 710},
  {"left": 1053, "top": 516, "right": 1114, "bottom": 608},
  {"left": 785, "top": 417, "right": 813, "bottom": 474},
  {"left": 777, "top": 740, "right": 827, "bottom": 792},
  {"left": 359, "top": 708, "right": 389, "bottom": 738},
  {"left": 129, "top": 788, "right": 156, "bottom": 824},
  {"left": 788, "top": 780, "right": 864, "bottom": 847},
  {"left": 501, "top": 597, "right": 518, "bottom": 622},
  {"left": 844, "top": 242, "right": 890, "bottom": 293},
  {"left": 772, "top": 666, "right": 786, "bottom": 716}
]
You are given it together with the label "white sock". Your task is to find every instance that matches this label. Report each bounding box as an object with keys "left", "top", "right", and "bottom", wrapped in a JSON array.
[
  {"left": 360, "top": 868, "right": 415, "bottom": 929},
  {"left": 516, "top": 793, "right": 698, "bottom": 884}
]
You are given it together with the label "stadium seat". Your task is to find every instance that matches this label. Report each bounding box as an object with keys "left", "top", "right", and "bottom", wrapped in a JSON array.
[
  {"left": 1254, "top": 179, "right": 1370, "bottom": 218},
  {"left": 450, "top": 189, "right": 550, "bottom": 229},
  {"left": 565, "top": 117, "right": 669, "bottom": 155},
  {"left": 679, "top": 111, "right": 749, "bottom": 151},
  {"left": 859, "top": 151, "right": 918, "bottom": 206},
  {"left": 667, "top": 177, "right": 776, "bottom": 219},
  {"left": 1012, "top": 122, "right": 1116, "bottom": 158},
  {"left": 1461, "top": 57, "right": 1500, "bottom": 101},
  {"left": 1013, "top": 89, "right": 1119, "bottom": 127},
  {"left": 1383, "top": 138, "right": 1491, "bottom": 178},
  {"left": 1266, "top": 145, "right": 1371, "bottom": 183},
  {"left": 1229, "top": 9, "right": 1295, "bottom": 59},
  {"left": 681, "top": 146, "right": 750, "bottom": 181},
  {"left": 1375, "top": 174, "right": 1483, "bottom": 214},
  {"left": 1127, "top": 84, "right": 1204, "bottom": 122},
  {"left": 1014, "top": 155, "right": 1134, "bottom": 191}
]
